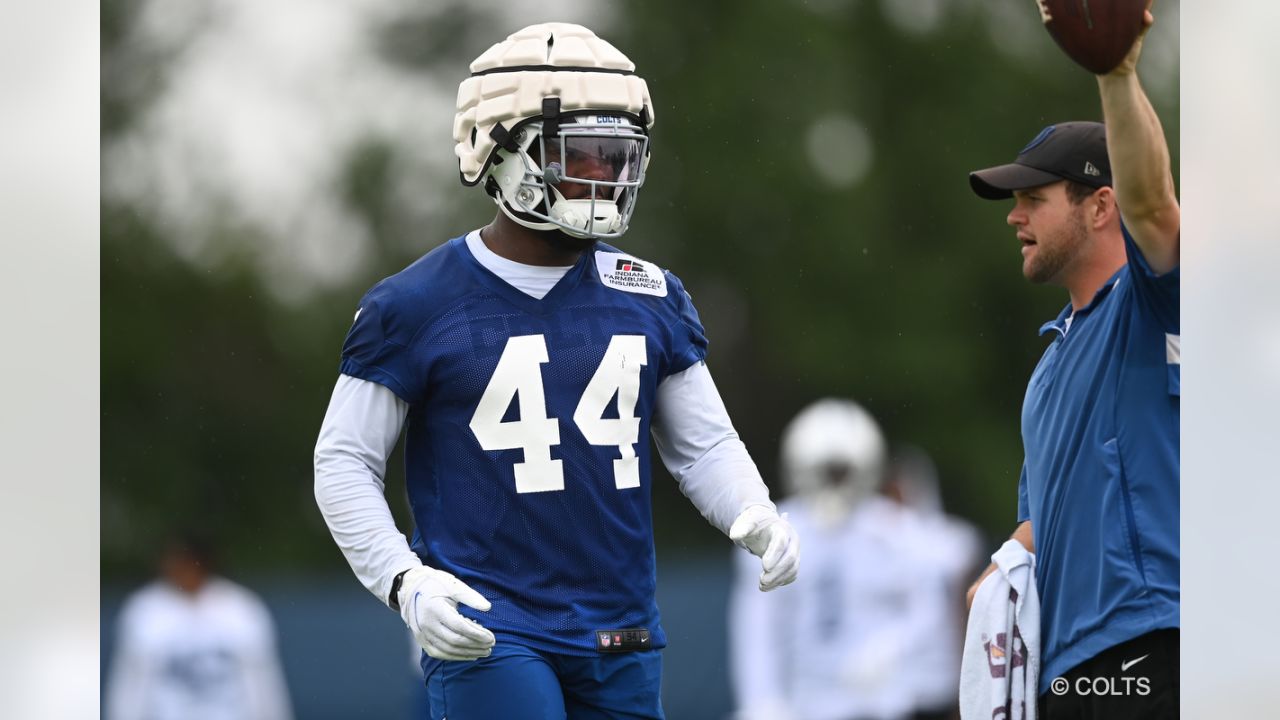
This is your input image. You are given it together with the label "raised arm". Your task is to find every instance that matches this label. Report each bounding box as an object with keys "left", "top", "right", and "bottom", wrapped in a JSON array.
[{"left": 1096, "top": 3, "right": 1180, "bottom": 274}]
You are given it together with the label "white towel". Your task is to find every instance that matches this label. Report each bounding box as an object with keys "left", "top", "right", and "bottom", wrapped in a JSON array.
[{"left": 959, "top": 539, "right": 1040, "bottom": 720}]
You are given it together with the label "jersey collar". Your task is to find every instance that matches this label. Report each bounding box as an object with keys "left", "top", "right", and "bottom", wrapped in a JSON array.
[
  {"left": 1038, "top": 267, "right": 1126, "bottom": 337},
  {"left": 451, "top": 234, "right": 592, "bottom": 316}
]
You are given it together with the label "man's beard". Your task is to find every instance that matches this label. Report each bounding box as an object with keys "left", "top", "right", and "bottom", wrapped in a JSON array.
[{"left": 1026, "top": 207, "right": 1088, "bottom": 285}]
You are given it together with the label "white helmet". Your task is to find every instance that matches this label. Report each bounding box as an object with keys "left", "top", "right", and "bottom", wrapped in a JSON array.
[
  {"left": 453, "top": 23, "right": 655, "bottom": 239},
  {"left": 781, "top": 399, "right": 887, "bottom": 509}
]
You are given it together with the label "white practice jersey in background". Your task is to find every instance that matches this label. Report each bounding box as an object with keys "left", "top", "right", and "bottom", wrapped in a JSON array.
[
  {"left": 729, "top": 495, "right": 979, "bottom": 720},
  {"left": 905, "top": 510, "right": 983, "bottom": 710},
  {"left": 106, "top": 578, "right": 293, "bottom": 720}
]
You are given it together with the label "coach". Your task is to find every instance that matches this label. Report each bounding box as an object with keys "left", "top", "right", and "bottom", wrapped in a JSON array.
[{"left": 963, "top": 8, "right": 1179, "bottom": 719}]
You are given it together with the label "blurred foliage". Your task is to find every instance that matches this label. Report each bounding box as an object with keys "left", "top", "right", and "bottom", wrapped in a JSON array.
[{"left": 102, "top": 0, "right": 1178, "bottom": 578}]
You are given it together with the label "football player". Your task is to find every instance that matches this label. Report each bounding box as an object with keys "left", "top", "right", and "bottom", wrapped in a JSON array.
[
  {"left": 105, "top": 535, "right": 294, "bottom": 720},
  {"left": 314, "top": 22, "right": 797, "bottom": 720},
  {"left": 729, "top": 401, "right": 977, "bottom": 720}
]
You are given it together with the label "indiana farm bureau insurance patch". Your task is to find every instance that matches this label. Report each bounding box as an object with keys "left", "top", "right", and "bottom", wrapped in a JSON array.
[{"left": 595, "top": 252, "right": 667, "bottom": 297}]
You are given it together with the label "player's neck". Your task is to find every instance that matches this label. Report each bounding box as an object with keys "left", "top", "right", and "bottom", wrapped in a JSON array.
[
  {"left": 1063, "top": 232, "right": 1126, "bottom": 311},
  {"left": 480, "top": 214, "right": 593, "bottom": 267}
]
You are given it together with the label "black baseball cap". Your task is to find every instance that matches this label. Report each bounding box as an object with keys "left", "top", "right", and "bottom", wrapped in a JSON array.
[{"left": 969, "top": 121, "right": 1111, "bottom": 200}]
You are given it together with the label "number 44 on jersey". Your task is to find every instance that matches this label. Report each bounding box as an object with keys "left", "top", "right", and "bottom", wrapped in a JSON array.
[{"left": 469, "top": 334, "right": 647, "bottom": 494}]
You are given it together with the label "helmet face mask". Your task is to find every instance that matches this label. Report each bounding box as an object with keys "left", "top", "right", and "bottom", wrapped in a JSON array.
[
  {"left": 454, "top": 23, "right": 656, "bottom": 241},
  {"left": 491, "top": 113, "right": 650, "bottom": 239}
]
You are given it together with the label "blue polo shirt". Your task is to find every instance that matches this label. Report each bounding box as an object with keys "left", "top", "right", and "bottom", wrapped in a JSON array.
[{"left": 1018, "top": 226, "right": 1179, "bottom": 693}]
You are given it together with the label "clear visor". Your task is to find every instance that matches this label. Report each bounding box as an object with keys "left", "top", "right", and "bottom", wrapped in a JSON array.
[{"left": 536, "top": 117, "right": 647, "bottom": 201}]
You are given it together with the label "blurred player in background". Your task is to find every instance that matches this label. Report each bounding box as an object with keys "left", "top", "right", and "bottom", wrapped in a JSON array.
[
  {"left": 729, "top": 400, "right": 978, "bottom": 720},
  {"left": 965, "top": 6, "right": 1179, "bottom": 718},
  {"left": 884, "top": 448, "right": 981, "bottom": 720},
  {"left": 104, "top": 534, "right": 293, "bottom": 720},
  {"left": 313, "top": 22, "right": 797, "bottom": 720}
]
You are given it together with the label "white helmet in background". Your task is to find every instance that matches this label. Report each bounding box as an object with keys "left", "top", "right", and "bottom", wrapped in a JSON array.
[
  {"left": 453, "top": 23, "right": 655, "bottom": 239},
  {"left": 781, "top": 399, "right": 887, "bottom": 521}
]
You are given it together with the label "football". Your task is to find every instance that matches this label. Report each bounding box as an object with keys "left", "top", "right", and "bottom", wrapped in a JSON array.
[{"left": 1036, "top": 0, "right": 1147, "bottom": 75}]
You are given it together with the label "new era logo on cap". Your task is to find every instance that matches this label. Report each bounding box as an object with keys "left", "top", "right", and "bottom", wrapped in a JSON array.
[{"left": 1084, "top": 161, "right": 1101, "bottom": 177}]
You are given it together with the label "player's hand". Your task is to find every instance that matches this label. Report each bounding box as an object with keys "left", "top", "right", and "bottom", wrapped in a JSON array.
[
  {"left": 397, "top": 566, "right": 496, "bottom": 661},
  {"left": 728, "top": 505, "right": 799, "bottom": 591}
]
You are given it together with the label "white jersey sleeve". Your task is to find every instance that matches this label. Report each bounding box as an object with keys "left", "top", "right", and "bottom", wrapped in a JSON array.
[
  {"left": 651, "top": 362, "right": 776, "bottom": 534},
  {"left": 314, "top": 374, "right": 422, "bottom": 606}
]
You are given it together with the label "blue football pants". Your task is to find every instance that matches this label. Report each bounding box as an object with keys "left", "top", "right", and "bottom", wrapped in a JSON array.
[{"left": 424, "top": 642, "right": 664, "bottom": 720}]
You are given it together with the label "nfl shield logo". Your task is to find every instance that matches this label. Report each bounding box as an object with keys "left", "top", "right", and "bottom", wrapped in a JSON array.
[{"left": 599, "top": 632, "right": 611, "bottom": 648}]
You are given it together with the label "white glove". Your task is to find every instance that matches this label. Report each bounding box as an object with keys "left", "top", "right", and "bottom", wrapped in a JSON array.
[
  {"left": 397, "top": 565, "right": 496, "bottom": 661},
  {"left": 728, "top": 505, "right": 799, "bottom": 591}
]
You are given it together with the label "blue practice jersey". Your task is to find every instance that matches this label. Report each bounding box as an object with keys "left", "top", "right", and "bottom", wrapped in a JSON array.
[
  {"left": 339, "top": 234, "right": 707, "bottom": 664},
  {"left": 1018, "top": 226, "right": 1179, "bottom": 692}
]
